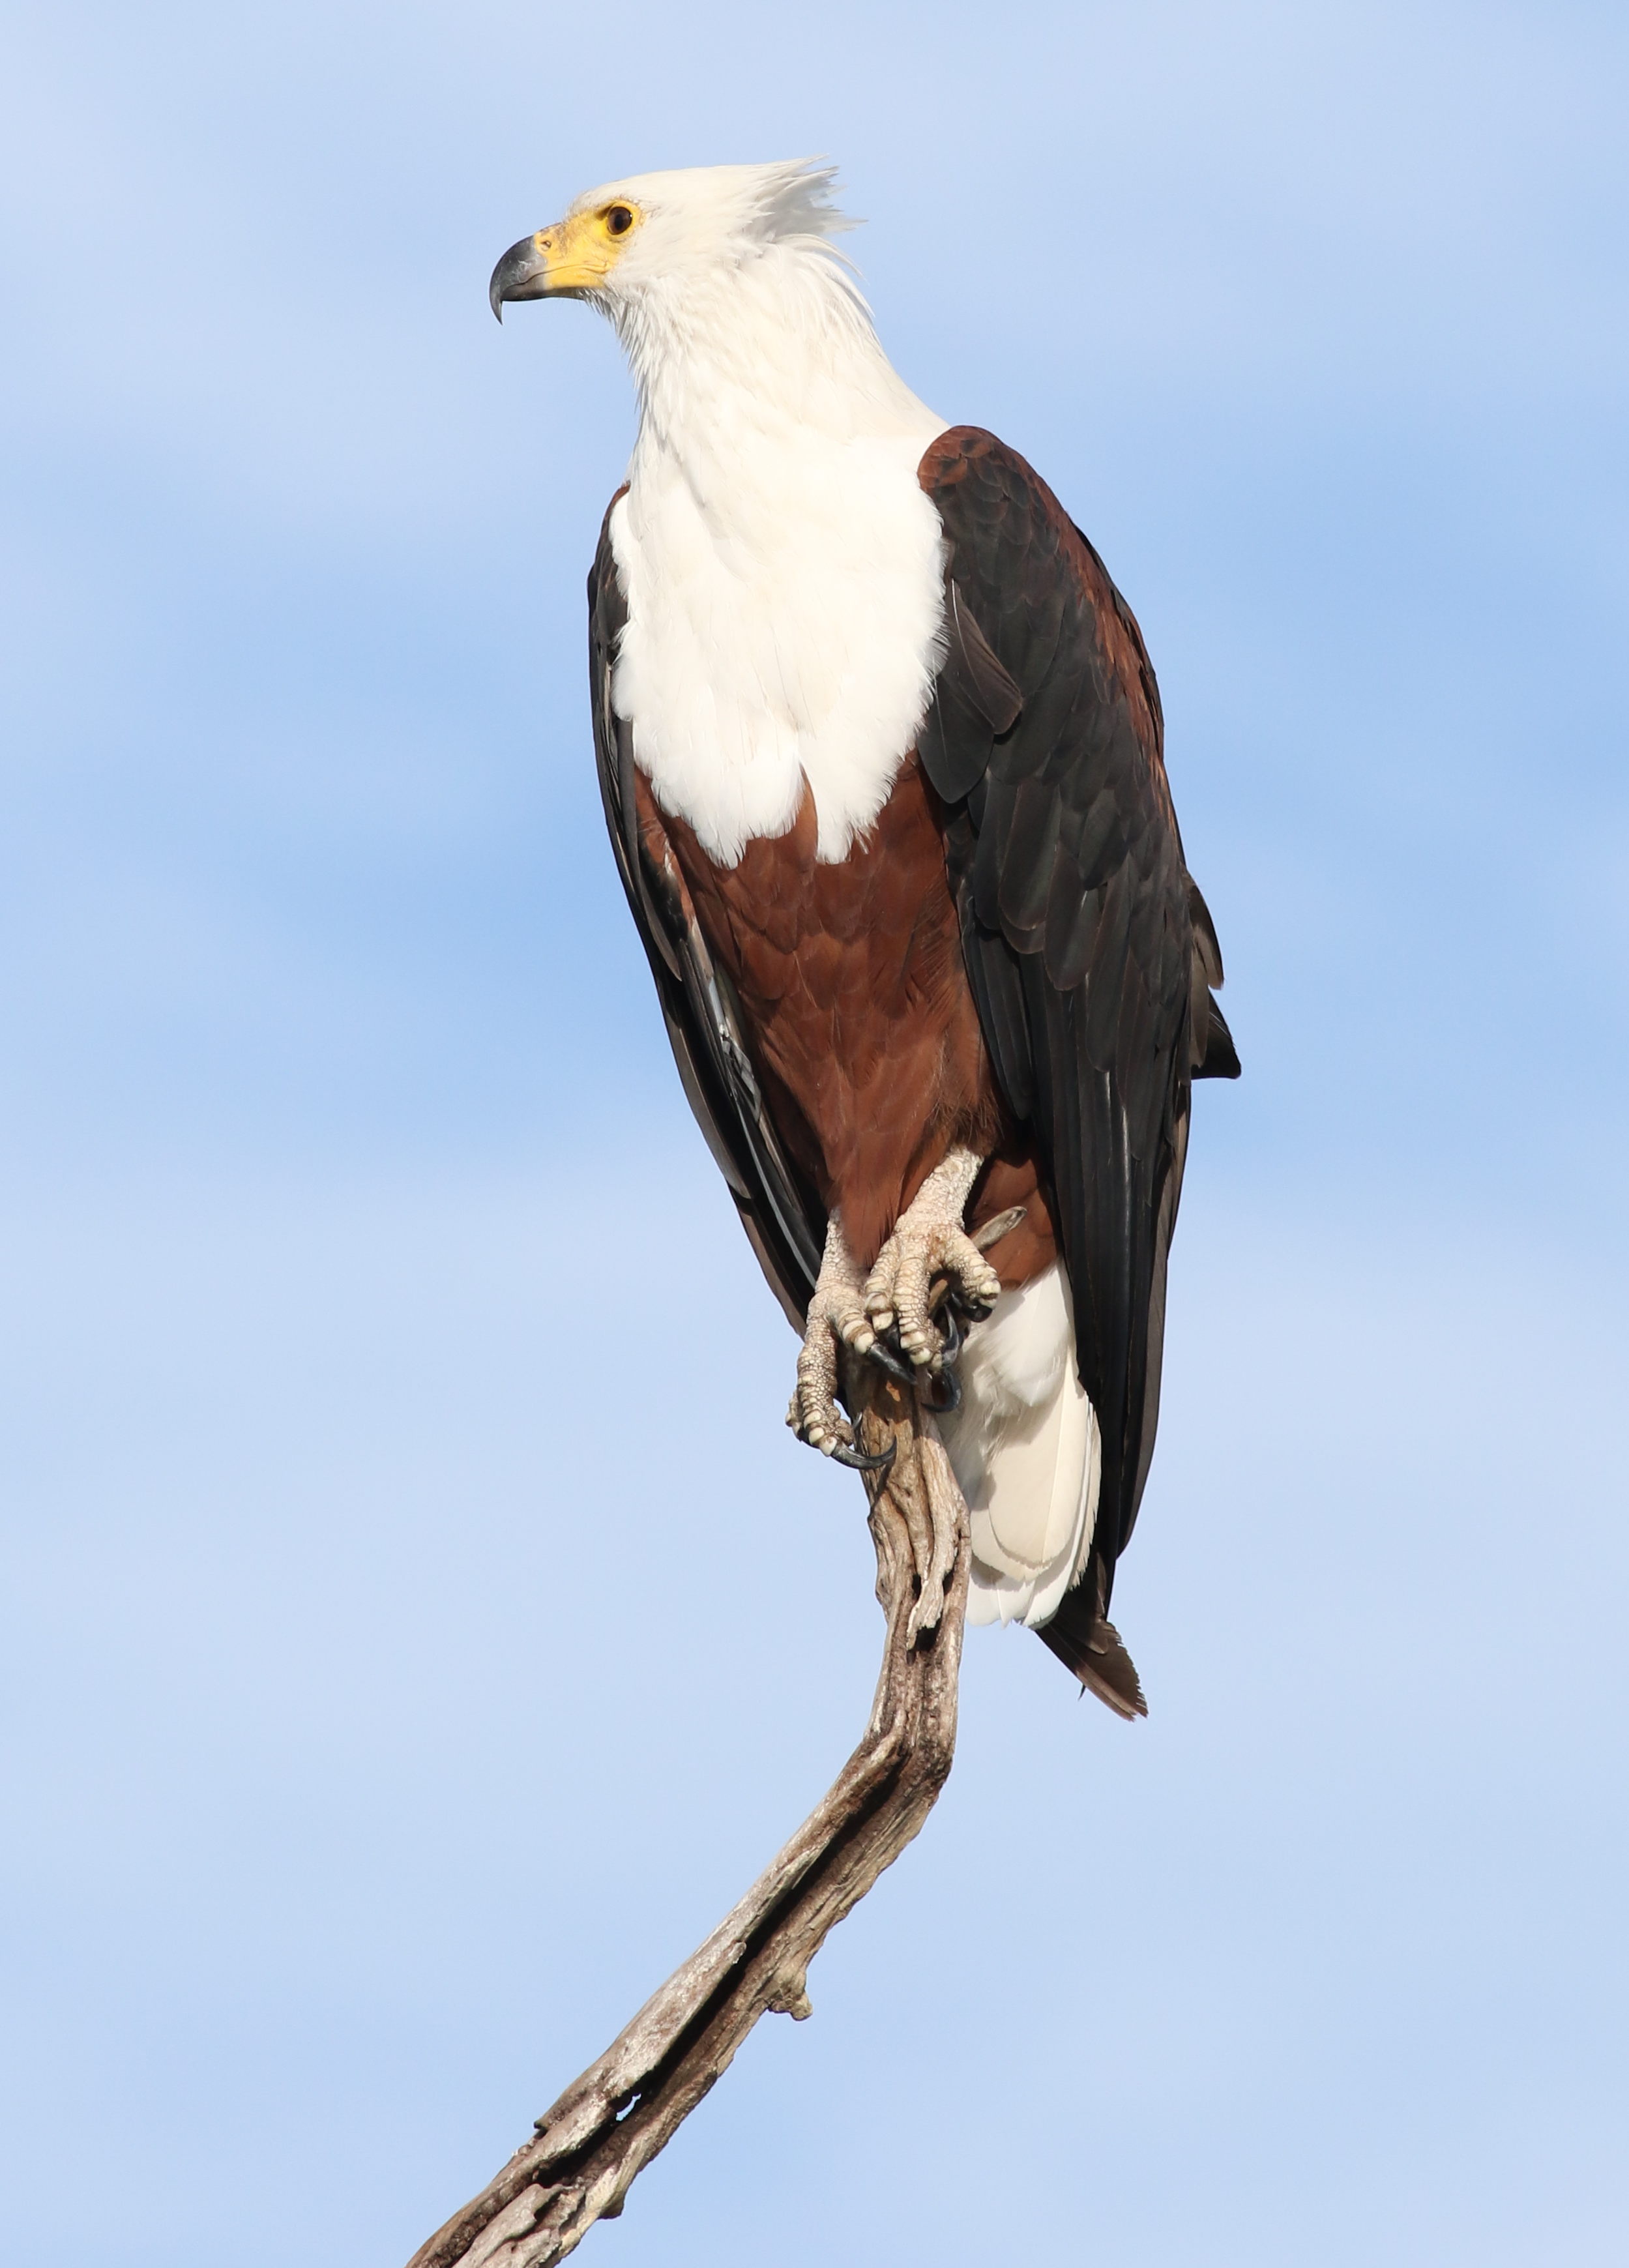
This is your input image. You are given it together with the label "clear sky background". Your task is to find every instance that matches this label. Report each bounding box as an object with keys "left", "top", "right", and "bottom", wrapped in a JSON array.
[{"left": 3, "top": 2, "right": 1626, "bottom": 2262}]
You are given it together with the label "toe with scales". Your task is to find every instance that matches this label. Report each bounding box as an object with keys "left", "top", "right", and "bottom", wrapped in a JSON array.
[
  {"left": 787, "top": 1219, "right": 896, "bottom": 1469},
  {"left": 885, "top": 1202, "right": 1025, "bottom": 1413},
  {"left": 789, "top": 1158, "right": 1027, "bottom": 1465},
  {"left": 862, "top": 1149, "right": 1006, "bottom": 1379}
]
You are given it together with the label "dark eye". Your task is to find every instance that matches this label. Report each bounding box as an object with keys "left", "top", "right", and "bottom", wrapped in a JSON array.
[{"left": 606, "top": 204, "right": 634, "bottom": 236}]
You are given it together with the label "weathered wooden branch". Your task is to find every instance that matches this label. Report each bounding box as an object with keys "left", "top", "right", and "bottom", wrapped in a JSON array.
[{"left": 405, "top": 1368, "right": 970, "bottom": 2268}]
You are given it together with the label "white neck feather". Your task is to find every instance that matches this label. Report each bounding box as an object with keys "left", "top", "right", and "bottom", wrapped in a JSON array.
[
  {"left": 613, "top": 245, "right": 936, "bottom": 454},
  {"left": 604, "top": 242, "right": 949, "bottom": 866}
]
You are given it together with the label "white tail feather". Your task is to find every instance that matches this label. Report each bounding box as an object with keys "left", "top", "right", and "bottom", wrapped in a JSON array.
[{"left": 937, "top": 1263, "right": 1100, "bottom": 1631}]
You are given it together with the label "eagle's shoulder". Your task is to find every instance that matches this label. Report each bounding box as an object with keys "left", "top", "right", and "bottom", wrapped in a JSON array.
[{"left": 917, "top": 424, "right": 1167, "bottom": 804}]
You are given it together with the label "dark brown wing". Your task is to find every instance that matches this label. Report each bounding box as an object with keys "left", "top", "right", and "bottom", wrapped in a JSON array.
[
  {"left": 589, "top": 493, "right": 826, "bottom": 1332},
  {"left": 918, "top": 428, "right": 1238, "bottom": 1674}
]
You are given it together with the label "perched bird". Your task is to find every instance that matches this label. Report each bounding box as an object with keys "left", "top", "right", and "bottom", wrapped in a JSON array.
[{"left": 492, "top": 162, "right": 1238, "bottom": 1715}]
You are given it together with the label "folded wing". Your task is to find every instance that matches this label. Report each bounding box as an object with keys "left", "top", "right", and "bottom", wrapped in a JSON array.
[{"left": 917, "top": 427, "right": 1238, "bottom": 1676}]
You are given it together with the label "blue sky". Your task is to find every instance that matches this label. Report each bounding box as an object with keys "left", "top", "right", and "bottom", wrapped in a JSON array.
[{"left": 2, "top": 3, "right": 1626, "bottom": 2262}]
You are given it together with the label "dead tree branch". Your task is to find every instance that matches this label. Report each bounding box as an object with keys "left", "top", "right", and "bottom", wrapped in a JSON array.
[{"left": 405, "top": 1368, "right": 969, "bottom": 2268}]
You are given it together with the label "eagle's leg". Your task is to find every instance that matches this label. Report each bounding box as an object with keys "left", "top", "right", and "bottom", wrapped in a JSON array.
[
  {"left": 787, "top": 1216, "right": 894, "bottom": 1467},
  {"left": 863, "top": 1147, "right": 1003, "bottom": 1379}
]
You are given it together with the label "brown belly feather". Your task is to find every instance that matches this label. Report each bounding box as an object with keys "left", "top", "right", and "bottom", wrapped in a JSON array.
[{"left": 639, "top": 756, "right": 1057, "bottom": 1288}]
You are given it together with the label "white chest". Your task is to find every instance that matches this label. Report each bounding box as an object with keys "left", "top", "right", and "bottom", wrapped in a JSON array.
[{"left": 608, "top": 421, "right": 948, "bottom": 866}]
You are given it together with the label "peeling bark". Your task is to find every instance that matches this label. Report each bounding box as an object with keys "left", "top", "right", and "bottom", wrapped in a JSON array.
[{"left": 405, "top": 1372, "right": 969, "bottom": 2268}]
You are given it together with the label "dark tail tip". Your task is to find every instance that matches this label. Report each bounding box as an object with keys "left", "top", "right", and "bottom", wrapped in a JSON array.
[{"left": 1040, "top": 1616, "right": 1147, "bottom": 1718}]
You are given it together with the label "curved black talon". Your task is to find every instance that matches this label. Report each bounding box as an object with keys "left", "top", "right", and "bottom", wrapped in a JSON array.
[
  {"left": 862, "top": 1328, "right": 915, "bottom": 1384},
  {"left": 831, "top": 1430, "right": 897, "bottom": 1475},
  {"left": 911, "top": 1295, "right": 966, "bottom": 1413},
  {"left": 920, "top": 1360, "right": 963, "bottom": 1415},
  {"left": 859, "top": 1285, "right": 984, "bottom": 1410}
]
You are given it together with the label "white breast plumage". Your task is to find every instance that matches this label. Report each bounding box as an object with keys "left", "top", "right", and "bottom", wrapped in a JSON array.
[
  {"left": 609, "top": 426, "right": 947, "bottom": 867},
  {"left": 600, "top": 228, "right": 949, "bottom": 870}
]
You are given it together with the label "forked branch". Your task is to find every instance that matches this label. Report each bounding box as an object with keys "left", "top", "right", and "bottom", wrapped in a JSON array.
[{"left": 405, "top": 1369, "right": 970, "bottom": 2268}]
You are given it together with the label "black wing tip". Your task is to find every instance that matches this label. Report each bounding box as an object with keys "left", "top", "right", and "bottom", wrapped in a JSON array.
[{"left": 1195, "top": 995, "right": 1242, "bottom": 1081}]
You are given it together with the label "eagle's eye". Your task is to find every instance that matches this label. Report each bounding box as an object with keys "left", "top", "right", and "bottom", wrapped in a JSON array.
[{"left": 606, "top": 205, "right": 634, "bottom": 237}]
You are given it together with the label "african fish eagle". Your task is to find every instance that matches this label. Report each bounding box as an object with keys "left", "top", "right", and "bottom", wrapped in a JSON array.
[{"left": 491, "top": 162, "right": 1239, "bottom": 1716}]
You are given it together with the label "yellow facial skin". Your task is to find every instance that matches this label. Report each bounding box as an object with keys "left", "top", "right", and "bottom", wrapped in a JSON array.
[
  {"left": 490, "top": 199, "right": 643, "bottom": 317},
  {"left": 529, "top": 200, "right": 643, "bottom": 294}
]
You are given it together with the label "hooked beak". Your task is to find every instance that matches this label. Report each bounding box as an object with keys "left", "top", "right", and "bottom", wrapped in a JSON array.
[{"left": 489, "top": 232, "right": 553, "bottom": 323}]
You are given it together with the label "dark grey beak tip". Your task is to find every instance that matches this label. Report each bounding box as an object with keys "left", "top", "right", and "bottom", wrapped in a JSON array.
[{"left": 490, "top": 233, "right": 550, "bottom": 325}]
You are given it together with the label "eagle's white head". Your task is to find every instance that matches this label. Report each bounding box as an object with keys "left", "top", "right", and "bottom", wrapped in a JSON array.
[
  {"left": 490, "top": 160, "right": 935, "bottom": 441},
  {"left": 488, "top": 160, "right": 859, "bottom": 325},
  {"left": 490, "top": 160, "right": 855, "bottom": 313}
]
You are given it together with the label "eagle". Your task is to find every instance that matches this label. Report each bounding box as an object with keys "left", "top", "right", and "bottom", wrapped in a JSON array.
[{"left": 492, "top": 162, "right": 1239, "bottom": 1717}]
